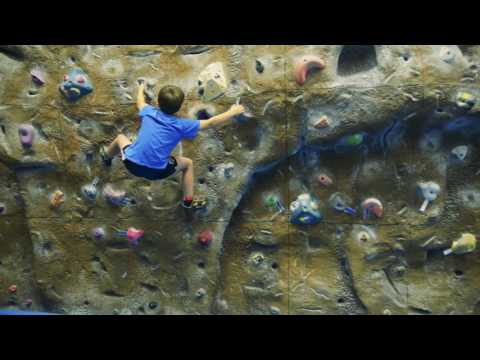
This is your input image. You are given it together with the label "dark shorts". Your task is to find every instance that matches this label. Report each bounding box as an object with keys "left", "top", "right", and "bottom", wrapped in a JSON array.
[{"left": 122, "top": 145, "right": 177, "bottom": 180}]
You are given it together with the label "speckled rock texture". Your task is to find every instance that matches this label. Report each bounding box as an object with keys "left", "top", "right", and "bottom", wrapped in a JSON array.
[{"left": 1, "top": 45, "right": 480, "bottom": 315}]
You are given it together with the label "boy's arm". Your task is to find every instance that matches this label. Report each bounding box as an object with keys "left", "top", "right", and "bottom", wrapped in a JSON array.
[
  {"left": 199, "top": 104, "right": 245, "bottom": 130},
  {"left": 137, "top": 83, "right": 147, "bottom": 111}
]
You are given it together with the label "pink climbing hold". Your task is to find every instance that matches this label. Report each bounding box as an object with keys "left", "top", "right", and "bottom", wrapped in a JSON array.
[
  {"left": 198, "top": 230, "right": 213, "bottom": 246},
  {"left": 18, "top": 124, "right": 35, "bottom": 148},
  {"left": 361, "top": 197, "right": 384, "bottom": 220},
  {"left": 126, "top": 227, "right": 144, "bottom": 246},
  {"left": 76, "top": 74, "right": 85, "bottom": 84},
  {"left": 294, "top": 55, "right": 326, "bottom": 85}
]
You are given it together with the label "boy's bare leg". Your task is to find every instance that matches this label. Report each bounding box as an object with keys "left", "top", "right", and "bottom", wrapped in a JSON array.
[
  {"left": 106, "top": 134, "right": 132, "bottom": 159},
  {"left": 175, "top": 156, "right": 194, "bottom": 201}
]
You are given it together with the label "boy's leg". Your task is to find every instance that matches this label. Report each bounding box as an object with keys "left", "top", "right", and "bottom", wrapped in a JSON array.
[
  {"left": 175, "top": 156, "right": 194, "bottom": 206},
  {"left": 106, "top": 134, "right": 132, "bottom": 159}
]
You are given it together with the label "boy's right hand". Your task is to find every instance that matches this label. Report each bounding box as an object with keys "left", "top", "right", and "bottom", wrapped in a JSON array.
[{"left": 229, "top": 104, "right": 245, "bottom": 116}]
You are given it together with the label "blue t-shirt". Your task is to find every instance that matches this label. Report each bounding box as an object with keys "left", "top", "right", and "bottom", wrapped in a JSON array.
[{"left": 124, "top": 105, "right": 200, "bottom": 169}]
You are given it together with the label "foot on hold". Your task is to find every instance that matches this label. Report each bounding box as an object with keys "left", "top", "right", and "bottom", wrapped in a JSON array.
[
  {"left": 181, "top": 195, "right": 207, "bottom": 210},
  {"left": 99, "top": 146, "right": 112, "bottom": 167}
]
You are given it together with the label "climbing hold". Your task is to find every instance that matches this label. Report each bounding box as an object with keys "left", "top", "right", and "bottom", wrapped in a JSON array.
[
  {"left": 255, "top": 59, "right": 264, "bottom": 74},
  {"left": 30, "top": 68, "right": 45, "bottom": 86},
  {"left": 294, "top": 55, "right": 326, "bottom": 85},
  {"left": 18, "top": 124, "right": 35, "bottom": 148},
  {"left": 115, "top": 227, "right": 144, "bottom": 246},
  {"left": 317, "top": 173, "right": 333, "bottom": 187},
  {"left": 270, "top": 306, "right": 281, "bottom": 315},
  {"left": 444, "top": 233, "right": 476, "bottom": 255},
  {"left": 92, "top": 227, "right": 106, "bottom": 240},
  {"left": 0, "top": 203, "right": 6, "bottom": 215},
  {"left": 127, "top": 228, "right": 143, "bottom": 246},
  {"left": 49, "top": 190, "right": 65, "bottom": 209},
  {"left": 224, "top": 162, "right": 234, "bottom": 179},
  {"left": 103, "top": 184, "right": 130, "bottom": 206},
  {"left": 417, "top": 181, "right": 441, "bottom": 213},
  {"left": 8, "top": 284, "right": 17, "bottom": 293},
  {"left": 456, "top": 91, "right": 476, "bottom": 110},
  {"left": 59, "top": 68, "right": 93, "bottom": 101},
  {"left": 439, "top": 46, "right": 456, "bottom": 64},
  {"left": 314, "top": 115, "right": 330, "bottom": 129},
  {"left": 148, "top": 302, "right": 158, "bottom": 310},
  {"left": 81, "top": 177, "right": 99, "bottom": 202},
  {"left": 198, "top": 230, "right": 213, "bottom": 246},
  {"left": 419, "top": 129, "right": 443, "bottom": 152},
  {"left": 290, "top": 193, "right": 322, "bottom": 225},
  {"left": 264, "top": 193, "right": 286, "bottom": 213},
  {"left": 334, "top": 132, "right": 369, "bottom": 154},
  {"left": 249, "top": 252, "right": 265, "bottom": 267},
  {"left": 25, "top": 299, "right": 33, "bottom": 307},
  {"left": 451, "top": 145, "right": 469, "bottom": 161},
  {"left": 195, "top": 288, "right": 207, "bottom": 299},
  {"left": 361, "top": 198, "right": 384, "bottom": 220},
  {"left": 329, "top": 192, "right": 357, "bottom": 216},
  {"left": 197, "top": 62, "right": 228, "bottom": 102}
]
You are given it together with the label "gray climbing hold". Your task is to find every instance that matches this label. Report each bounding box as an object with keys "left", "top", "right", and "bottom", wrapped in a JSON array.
[
  {"left": 451, "top": 145, "right": 468, "bottom": 161},
  {"left": 195, "top": 288, "right": 206, "bottom": 299},
  {"left": 270, "top": 306, "right": 281, "bottom": 315}
]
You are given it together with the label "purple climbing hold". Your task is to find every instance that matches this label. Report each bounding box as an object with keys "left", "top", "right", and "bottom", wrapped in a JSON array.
[
  {"left": 92, "top": 227, "right": 106, "bottom": 240},
  {"left": 18, "top": 124, "right": 35, "bottom": 148},
  {"left": 103, "top": 184, "right": 130, "bottom": 206}
]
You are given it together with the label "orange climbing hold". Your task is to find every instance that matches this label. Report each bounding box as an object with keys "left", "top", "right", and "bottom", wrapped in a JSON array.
[{"left": 50, "top": 190, "right": 65, "bottom": 209}]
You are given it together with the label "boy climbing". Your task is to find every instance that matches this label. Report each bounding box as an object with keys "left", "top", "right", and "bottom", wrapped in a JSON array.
[{"left": 101, "top": 81, "right": 245, "bottom": 209}]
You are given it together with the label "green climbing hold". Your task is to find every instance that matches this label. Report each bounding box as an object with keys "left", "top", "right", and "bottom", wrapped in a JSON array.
[{"left": 345, "top": 133, "right": 364, "bottom": 146}]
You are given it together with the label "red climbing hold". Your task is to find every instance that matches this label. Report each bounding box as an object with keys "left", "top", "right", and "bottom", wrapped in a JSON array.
[{"left": 198, "top": 230, "right": 213, "bottom": 246}]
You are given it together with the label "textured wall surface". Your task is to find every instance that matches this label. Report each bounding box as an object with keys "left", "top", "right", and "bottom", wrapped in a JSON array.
[{"left": 1, "top": 45, "right": 480, "bottom": 315}]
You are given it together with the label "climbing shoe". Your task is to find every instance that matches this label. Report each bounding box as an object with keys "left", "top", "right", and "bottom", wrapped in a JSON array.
[
  {"left": 181, "top": 196, "right": 207, "bottom": 210},
  {"left": 100, "top": 146, "right": 112, "bottom": 167},
  {"left": 182, "top": 195, "right": 193, "bottom": 209}
]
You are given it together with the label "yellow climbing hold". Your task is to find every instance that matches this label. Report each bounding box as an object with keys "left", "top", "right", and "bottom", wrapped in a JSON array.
[{"left": 444, "top": 233, "right": 477, "bottom": 255}]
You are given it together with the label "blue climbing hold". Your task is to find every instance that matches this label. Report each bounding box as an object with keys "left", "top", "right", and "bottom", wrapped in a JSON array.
[
  {"left": 0, "top": 309, "right": 56, "bottom": 315},
  {"left": 289, "top": 193, "right": 322, "bottom": 225},
  {"left": 59, "top": 68, "right": 93, "bottom": 101}
]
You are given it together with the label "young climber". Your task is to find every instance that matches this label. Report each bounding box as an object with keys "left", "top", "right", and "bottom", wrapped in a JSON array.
[{"left": 101, "top": 81, "right": 245, "bottom": 209}]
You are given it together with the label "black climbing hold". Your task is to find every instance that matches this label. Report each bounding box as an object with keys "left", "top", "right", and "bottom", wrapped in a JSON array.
[
  {"left": 255, "top": 59, "right": 264, "bottom": 74},
  {"left": 337, "top": 297, "right": 345, "bottom": 304},
  {"left": 198, "top": 261, "right": 206, "bottom": 269},
  {"left": 198, "top": 80, "right": 202, "bottom": 86},
  {"left": 198, "top": 178, "right": 206, "bottom": 184},
  {"left": 271, "top": 262, "right": 279, "bottom": 270},
  {"left": 454, "top": 269, "right": 464, "bottom": 277},
  {"left": 198, "top": 88, "right": 204, "bottom": 96},
  {"left": 149, "top": 302, "right": 158, "bottom": 310},
  {"left": 208, "top": 165, "right": 215, "bottom": 172},
  {"left": 337, "top": 45, "right": 378, "bottom": 77},
  {"left": 196, "top": 109, "right": 211, "bottom": 120}
]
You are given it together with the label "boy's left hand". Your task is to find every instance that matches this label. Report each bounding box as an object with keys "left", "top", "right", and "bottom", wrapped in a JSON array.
[{"left": 229, "top": 104, "right": 245, "bottom": 116}]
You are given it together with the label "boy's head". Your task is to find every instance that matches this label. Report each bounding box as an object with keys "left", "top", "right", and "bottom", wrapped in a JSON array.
[{"left": 158, "top": 85, "right": 185, "bottom": 114}]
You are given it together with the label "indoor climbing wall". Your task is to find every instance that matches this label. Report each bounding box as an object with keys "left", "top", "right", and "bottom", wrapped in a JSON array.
[{"left": 1, "top": 45, "right": 480, "bottom": 314}]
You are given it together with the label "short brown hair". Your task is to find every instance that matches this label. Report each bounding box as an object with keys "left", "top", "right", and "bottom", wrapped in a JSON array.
[{"left": 158, "top": 85, "right": 185, "bottom": 114}]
